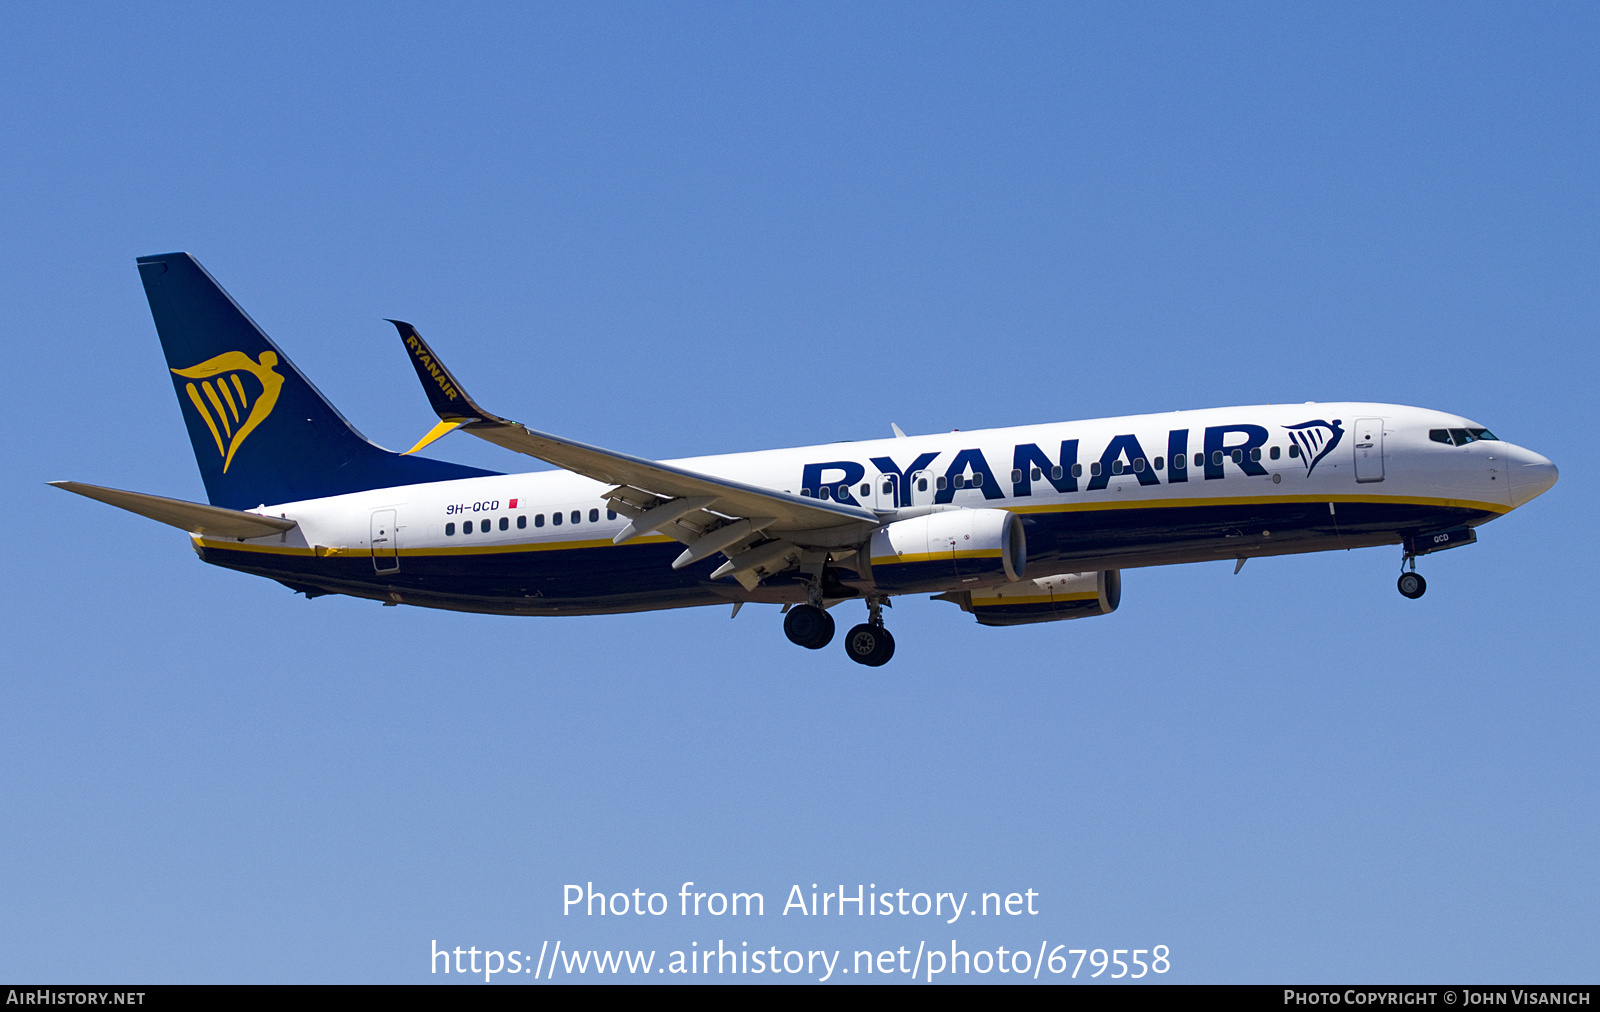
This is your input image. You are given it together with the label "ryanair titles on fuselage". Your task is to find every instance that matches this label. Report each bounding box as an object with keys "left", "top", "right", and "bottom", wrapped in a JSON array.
[{"left": 796, "top": 417, "right": 1344, "bottom": 508}]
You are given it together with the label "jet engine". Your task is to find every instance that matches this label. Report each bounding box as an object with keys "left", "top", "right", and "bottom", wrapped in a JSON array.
[
  {"left": 936, "top": 570, "right": 1121, "bottom": 626},
  {"left": 866, "top": 508, "right": 1025, "bottom": 594}
]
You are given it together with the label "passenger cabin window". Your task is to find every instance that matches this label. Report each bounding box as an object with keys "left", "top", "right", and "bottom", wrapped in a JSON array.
[
  {"left": 837, "top": 485, "right": 849, "bottom": 499},
  {"left": 607, "top": 509, "right": 617, "bottom": 520},
  {"left": 860, "top": 483, "right": 870, "bottom": 497},
  {"left": 1250, "top": 448, "right": 1261, "bottom": 461},
  {"left": 552, "top": 512, "right": 562, "bottom": 525},
  {"left": 1289, "top": 445, "right": 1301, "bottom": 458},
  {"left": 1111, "top": 460, "right": 1123, "bottom": 474},
  {"left": 1051, "top": 465, "right": 1063, "bottom": 480},
  {"left": 1012, "top": 469, "right": 1024, "bottom": 483},
  {"left": 464, "top": 520, "right": 474, "bottom": 533},
  {"left": 1173, "top": 454, "right": 1185, "bottom": 469},
  {"left": 535, "top": 514, "right": 545, "bottom": 527},
  {"left": 517, "top": 515, "right": 527, "bottom": 529},
  {"left": 1232, "top": 449, "right": 1244, "bottom": 463},
  {"left": 1133, "top": 457, "right": 1146, "bottom": 472},
  {"left": 499, "top": 517, "right": 509, "bottom": 531},
  {"left": 917, "top": 477, "right": 928, "bottom": 492},
  {"left": 1071, "top": 464, "right": 1083, "bottom": 478},
  {"left": 801, "top": 488, "right": 812, "bottom": 497},
  {"left": 589, "top": 508, "right": 599, "bottom": 523},
  {"left": 936, "top": 476, "right": 948, "bottom": 490},
  {"left": 973, "top": 473, "right": 983, "bottom": 486},
  {"left": 1154, "top": 456, "right": 1164, "bottom": 470},
  {"left": 953, "top": 475, "right": 966, "bottom": 488},
  {"left": 1270, "top": 446, "right": 1280, "bottom": 460},
  {"left": 445, "top": 522, "right": 455, "bottom": 536},
  {"left": 570, "top": 510, "right": 580, "bottom": 525},
  {"left": 1195, "top": 452, "right": 1205, "bottom": 467},
  {"left": 1031, "top": 467, "right": 1042, "bottom": 481},
  {"left": 1090, "top": 462, "right": 1102, "bottom": 476}
]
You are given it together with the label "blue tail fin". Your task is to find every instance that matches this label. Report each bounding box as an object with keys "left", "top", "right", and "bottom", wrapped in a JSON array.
[{"left": 137, "top": 253, "right": 498, "bottom": 510}]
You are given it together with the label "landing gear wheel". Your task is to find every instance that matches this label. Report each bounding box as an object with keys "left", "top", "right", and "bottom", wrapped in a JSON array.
[
  {"left": 1397, "top": 572, "right": 1427, "bottom": 599},
  {"left": 784, "top": 604, "right": 835, "bottom": 649},
  {"left": 844, "top": 623, "right": 896, "bottom": 667}
]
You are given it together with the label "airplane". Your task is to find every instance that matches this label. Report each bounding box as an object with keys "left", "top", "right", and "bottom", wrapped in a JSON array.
[{"left": 53, "top": 253, "right": 1559, "bottom": 667}]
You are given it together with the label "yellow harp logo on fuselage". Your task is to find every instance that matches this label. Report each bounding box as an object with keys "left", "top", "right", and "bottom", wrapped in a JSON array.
[{"left": 172, "top": 351, "right": 285, "bottom": 472}]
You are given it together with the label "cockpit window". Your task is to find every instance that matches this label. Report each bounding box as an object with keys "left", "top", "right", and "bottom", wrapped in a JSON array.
[{"left": 1432, "top": 427, "right": 1500, "bottom": 446}]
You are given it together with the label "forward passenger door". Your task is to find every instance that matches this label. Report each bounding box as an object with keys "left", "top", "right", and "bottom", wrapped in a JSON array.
[{"left": 1354, "top": 418, "right": 1385, "bottom": 483}]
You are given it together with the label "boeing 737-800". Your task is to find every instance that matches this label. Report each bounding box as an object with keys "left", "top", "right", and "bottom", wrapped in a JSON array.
[{"left": 53, "top": 254, "right": 1559, "bottom": 666}]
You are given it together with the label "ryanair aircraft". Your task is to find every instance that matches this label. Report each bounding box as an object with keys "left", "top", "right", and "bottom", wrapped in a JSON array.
[{"left": 55, "top": 254, "right": 1559, "bottom": 666}]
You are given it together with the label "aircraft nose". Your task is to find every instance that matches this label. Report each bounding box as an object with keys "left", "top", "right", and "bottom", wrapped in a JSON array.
[{"left": 1505, "top": 445, "right": 1558, "bottom": 508}]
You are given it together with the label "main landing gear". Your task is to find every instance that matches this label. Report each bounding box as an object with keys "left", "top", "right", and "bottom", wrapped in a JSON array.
[
  {"left": 844, "top": 597, "right": 895, "bottom": 667},
  {"left": 783, "top": 603, "right": 835, "bottom": 649},
  {"left": 782, "top": 591, "right": 895, "bottom": 666}
]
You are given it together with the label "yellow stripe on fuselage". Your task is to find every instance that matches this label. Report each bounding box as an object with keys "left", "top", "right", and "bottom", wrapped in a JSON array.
[
  {"left": 193, "top": 533, "right": 678, "bottom": 557},
  {"left": 1003, "top": 491, "right": 1508, "bottom": 516}
]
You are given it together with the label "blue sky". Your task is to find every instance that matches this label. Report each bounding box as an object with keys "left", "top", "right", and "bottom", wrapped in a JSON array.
[{"left": 1, "top": 3, "right": 1595, "bottom": 983}]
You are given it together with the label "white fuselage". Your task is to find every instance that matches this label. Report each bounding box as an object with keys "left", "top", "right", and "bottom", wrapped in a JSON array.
[{"left": 191, "top": 402, "right": 1556, "bottom": 615}]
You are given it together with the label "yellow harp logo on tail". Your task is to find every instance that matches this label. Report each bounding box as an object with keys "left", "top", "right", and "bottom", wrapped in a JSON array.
[{"left": 171, "top": 351, "right": 285, "bottom": 472}]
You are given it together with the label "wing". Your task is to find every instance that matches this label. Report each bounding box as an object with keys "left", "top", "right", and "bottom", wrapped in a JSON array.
[
  {"left": 390, "top": 322, "right": 879, "bottom": 586},
  {"left": 50, "top": 481, "right": 298, "bottom": 539}
]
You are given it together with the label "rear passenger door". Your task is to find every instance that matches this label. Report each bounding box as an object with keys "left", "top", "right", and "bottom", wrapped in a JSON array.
[{"left": 371, "top": 509, "right": 399, "bottom": 572}]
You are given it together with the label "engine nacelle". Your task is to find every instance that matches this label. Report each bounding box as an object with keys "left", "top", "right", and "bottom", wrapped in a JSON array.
[
  {"left": 866, "top": 508, "right": 1025, "bottom": 594},
  {"left": 938, "top": 570, "right": 1121, "bottom": 626}
]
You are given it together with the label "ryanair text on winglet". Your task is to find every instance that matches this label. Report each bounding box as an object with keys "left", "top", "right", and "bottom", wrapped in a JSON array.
[{"left": 405, "top": 334, "right": 462, "bottom": 403}]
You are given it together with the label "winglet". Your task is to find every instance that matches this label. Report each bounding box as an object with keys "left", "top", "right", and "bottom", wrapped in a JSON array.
[{"left": 388, "top": 320, "right": 500, "bottom": 424}]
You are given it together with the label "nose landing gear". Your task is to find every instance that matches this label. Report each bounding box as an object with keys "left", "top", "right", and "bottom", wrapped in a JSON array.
[
  {"left": 1396, "top": 526, "right": 1477, "bottom": 599},
  {"left": 1397, "top": 570, "right": 1427, "bottom": 599}
]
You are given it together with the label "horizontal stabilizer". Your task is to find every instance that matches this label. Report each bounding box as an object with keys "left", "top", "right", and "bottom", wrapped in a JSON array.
[{"left": 49, "top": 481, "right": 298, "bottom": 539}]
